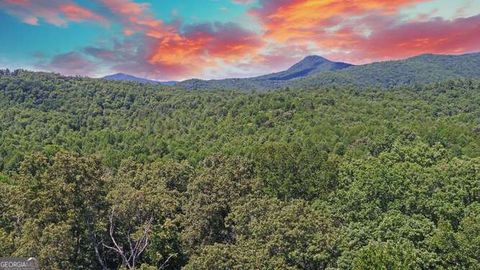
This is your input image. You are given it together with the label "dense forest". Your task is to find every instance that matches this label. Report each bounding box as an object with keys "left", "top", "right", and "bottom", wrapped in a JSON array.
[{"left": 1, "top": 69, "right": 480, "bottom": 269}]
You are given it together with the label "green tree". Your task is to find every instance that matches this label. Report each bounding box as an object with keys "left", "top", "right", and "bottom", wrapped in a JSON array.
[
  {"left": 181, "top": 155, "right": 257, "bottom": 253},
  {"left": 105, "top": 159, "right": 192, "bottom": 269},
  {"left": 255, "top": 142, "right": 338, "bottom": 200},
  {"left": 11, "top": 152, "right": 108, "bottom": 270}
]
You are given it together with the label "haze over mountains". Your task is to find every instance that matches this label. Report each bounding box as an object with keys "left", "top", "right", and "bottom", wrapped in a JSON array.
[
  {"left": 179, "top": 52, "right": 480, "bottom": 90},
  {"left": 103, "top": 73, "right": 177, "bottom": 86},
  {"left": 102, "top": 52, "right": 480, "bottom": 91},
  {"left": 102, "top": 55, "right": 350, "bottom": 87}
]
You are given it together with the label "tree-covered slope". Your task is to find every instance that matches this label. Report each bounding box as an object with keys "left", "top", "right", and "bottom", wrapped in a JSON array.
[
  {"left": 178, "top": 52, "right": 480, "bottom": 91},
  {"left": 1, "top": 70, "right": 480, "bottom": 269},
  {"left": 294, "top": 52, "right": 480, "bottom": 89}
]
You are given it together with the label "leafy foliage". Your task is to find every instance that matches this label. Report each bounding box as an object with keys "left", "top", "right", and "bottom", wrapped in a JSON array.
[{"left": 1, "top": 70, "right": 480, "bottom": 268}]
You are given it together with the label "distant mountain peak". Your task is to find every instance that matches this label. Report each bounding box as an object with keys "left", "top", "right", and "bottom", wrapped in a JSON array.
[
  {"left": 103, "top": 73, "right": 157, "bottom": 83},
  {"left": 103, "top": 73, "right": 176, "bottom": 86},
  {"left": 299, "top": 55, "right": 330, "bottom": 62},
  {"left": 110, "top": 72, "right": 128, "bottom": 76},
  {"left": 259, "top": 55, "right": 353, "bottom": 81},
  {"left": 288, "top": 55, "right": 334, "bottom": 70}
]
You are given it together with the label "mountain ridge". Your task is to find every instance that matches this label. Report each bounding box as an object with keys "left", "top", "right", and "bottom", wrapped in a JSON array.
[
  {"left": 177, "top": 52, "right": 480, "bottom": 90},
  {"left": 103, "top": 73, "right": 176, "bottom": 86},
  {"left": 177, "top": 55, "right": 354, "bottom": 90},
  {"left": 256, "top": 55, "right": 353, "bottom": 81},
  {"left": 291, "top": 52, "right": 480, "bottom": 89},
  {"left": 5, "top": 52, "right": 480, "bottom": 91}
]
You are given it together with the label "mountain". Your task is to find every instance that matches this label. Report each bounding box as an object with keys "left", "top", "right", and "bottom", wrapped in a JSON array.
[
  {"left": 257, "top": 55, "right": 352, "bottom": 81},
  {"left": 292, "top": 52, "right": 480, "bottom": 89},
  {"left": 178, "top": 55, "right": 353, "bottom": 90},
  {"left": 103, "top": 53, "right": 480, "bottom": 91},
  {"left": 178, "top": 52, "right": 480, "bottom": 91},
  {"left": 103, "top": 73, "right": 176, "bottom": 86}
]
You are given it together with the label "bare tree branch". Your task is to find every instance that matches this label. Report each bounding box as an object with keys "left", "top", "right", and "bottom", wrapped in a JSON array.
[
  {"left": 158, "top": 254, "right": 174, "bottom": 270},
  {"left": 103, "top": 208, "right": 153, "bottom": 270}
]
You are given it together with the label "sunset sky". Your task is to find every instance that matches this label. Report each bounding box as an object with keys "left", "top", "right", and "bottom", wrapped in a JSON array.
[{"left": 1, "top": 0, "right": 479, "bottom": 80}]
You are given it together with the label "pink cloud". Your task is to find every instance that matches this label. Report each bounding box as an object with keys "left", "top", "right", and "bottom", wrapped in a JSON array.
[
  {"left": 85, "top": 0, "right": 264, "bottom": 79},
  {"left": 59, "top": 3, "right": 107, "bottom": 24},
  {"left": 97, "top": 0, "right": 166, "bottom": 34},
  {"left": 250, "top": 0, "right": 480, "bottom": 65},
  {"left": 80, "top": 22, "right": 263, "bottom": 80},
  {"left": 250, "top": 0, "right": 427, "bottom": 42},
  {"left": 337, "top": 14, "right": 480, "bottom": 63},
  {"left": 0, "top": 0, "right": 106, "bottom": 26},
  {"left": 146, "top": 22, "right": 263, "bottom": 79}
]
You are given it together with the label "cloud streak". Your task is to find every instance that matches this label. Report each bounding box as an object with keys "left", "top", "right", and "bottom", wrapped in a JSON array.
[{"left": 0, "top": 0, "right": 107, "bottom": 26}]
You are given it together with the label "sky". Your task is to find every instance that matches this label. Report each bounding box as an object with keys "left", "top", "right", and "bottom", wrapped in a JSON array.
[{"left": 1, "top": 0, "right": 479, "bottom": 81}]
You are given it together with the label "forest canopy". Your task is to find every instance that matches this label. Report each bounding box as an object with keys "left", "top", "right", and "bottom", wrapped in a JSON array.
[{"left": 1, "top": 70, "right": 480, "bottom": 269}]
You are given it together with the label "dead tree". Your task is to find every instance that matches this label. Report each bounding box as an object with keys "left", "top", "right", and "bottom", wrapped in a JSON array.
[{"left": 103, "top": 208, "right": 152, "bottom": 270}]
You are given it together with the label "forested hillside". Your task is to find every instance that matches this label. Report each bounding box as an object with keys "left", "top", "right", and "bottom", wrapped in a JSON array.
[
  {"left": 1, "top": 70, "right": 480, "bottom": 269},
  {"left": 179, "top": 53, "right": 480, "bottom": 91},
  {"left": 294, "top": 53, "right": 480, "bottom": 89}
]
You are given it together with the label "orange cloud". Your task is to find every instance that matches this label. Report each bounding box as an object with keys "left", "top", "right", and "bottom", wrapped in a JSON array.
[
  {"left": 147, "top": 23, "right": 264, "bottom": 78},
  {"left": 252, "top": 0, "right": 426, "bottom": 42},
  {"left": 94, "top": 0, "right": 264, "bottom": 79},
  {"left": 250, "top": 0, "right": 480, "bottom": 65}
]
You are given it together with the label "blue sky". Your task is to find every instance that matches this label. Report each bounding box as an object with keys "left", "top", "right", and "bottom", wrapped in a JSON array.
[{"left": 0, "top": 0, "right": 479, "bottom": 80}]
